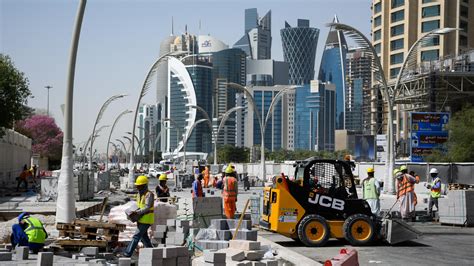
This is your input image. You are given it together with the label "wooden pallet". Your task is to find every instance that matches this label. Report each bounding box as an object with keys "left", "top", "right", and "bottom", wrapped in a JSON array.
[{"left": 56, "top": 219, "right": 125, "bottom": 248}]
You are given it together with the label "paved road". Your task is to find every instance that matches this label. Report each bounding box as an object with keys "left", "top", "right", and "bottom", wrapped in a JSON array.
[{"left": 147, "top": 176, "right": 474, "bottom": 265}]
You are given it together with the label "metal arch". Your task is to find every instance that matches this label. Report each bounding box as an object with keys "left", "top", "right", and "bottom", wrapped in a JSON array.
[{"left": 264, "top": 86, "right": 297, "bottom": 128}]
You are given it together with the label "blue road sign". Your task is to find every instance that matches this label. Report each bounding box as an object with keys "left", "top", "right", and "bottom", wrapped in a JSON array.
[{"left": 410, "top": 112, "right": 450, "bottom": 162}]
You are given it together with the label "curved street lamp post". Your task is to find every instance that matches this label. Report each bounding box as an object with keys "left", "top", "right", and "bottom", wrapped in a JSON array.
[
  {"left": 214, "top": 106, "right": 245, "bottom": 165},
  {"left": 105, "top": 110, "right": 132, "bottom": 171}
]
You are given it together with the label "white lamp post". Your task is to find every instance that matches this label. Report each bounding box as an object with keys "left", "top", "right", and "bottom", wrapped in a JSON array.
[{"left": 105, "top": 110, "right": 132, "bottom": 171}]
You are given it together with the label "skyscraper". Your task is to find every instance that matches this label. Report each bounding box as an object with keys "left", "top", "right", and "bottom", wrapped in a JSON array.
[
  {"left": 346, "top": 48, "right": 372, "bottom": 133},
  {"left": 138, "top": 103, "right": 158, "bottom": 157},
  {"left": 234, "top": 8, "right": 272, "bottom": 60},
  {"left": 281, "top": 19, "right": 319, "bottom": 150},
  {"left": 318, "top": 15, "right": 348, "bottom": 130}
]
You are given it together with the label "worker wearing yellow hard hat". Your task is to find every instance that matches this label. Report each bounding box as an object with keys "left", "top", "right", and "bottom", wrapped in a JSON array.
[
  {"left": 223, "top": 164, "right": 238, "bottom": 219},
  {"left": 362, "top": 167, "right": 381, "bottom": 215},
  {"left": 156, "top": 174, "right": 170, "bottom": 203},
  {"left": 124, "top": 175, "right": 154, "bottom": 257}
]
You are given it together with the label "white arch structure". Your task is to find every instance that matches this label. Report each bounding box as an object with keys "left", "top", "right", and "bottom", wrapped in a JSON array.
[{"left": 167, "top": 56, "right": 197, "bottom": 156}]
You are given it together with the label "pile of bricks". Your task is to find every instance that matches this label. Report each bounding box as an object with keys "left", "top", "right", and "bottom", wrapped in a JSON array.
[
  {"left": 153, "top": 219, "right": 194, "bottom": 246},
  {"left": 193, "top": 240, "right": 278, "bottom": 266},
  {"left": 69, "top": 247, "right": 114, "bottom": 264},
  {"left": 0, "top": 245, "right": 54, "bottom": 265},
  {"left": 196, "top": 219, "right": 258, "bottom": 250},
  {"left": 137, "top": 246, "right": 191, "bottom": 266}
]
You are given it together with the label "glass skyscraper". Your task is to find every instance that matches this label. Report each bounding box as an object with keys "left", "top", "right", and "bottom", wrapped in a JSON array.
[
  {"left": 252, "top": 89, "right": 283, "bottom": 151},
  {"left": 281, "top": 19, "right": 319, "bottom": 85},
  {"left": 318, "top": 16, "right": 348, "bottom": 130},
  {"left": 234, "top": 8, "right": 272, "bottom": 60}
]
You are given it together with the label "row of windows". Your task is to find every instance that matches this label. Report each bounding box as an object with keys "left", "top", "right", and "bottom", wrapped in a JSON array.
[
  {"left": 422, "top": 20, "right": 440, "bottom": 32},
  {"left": 391, "top": 10, "right": 404, "bottom": 23},
  {"left": 391, "top": 24, "right": 404, "bottom": 36},
  {"left": 391, "top": 38, "right": 404, "bottom": 51}
]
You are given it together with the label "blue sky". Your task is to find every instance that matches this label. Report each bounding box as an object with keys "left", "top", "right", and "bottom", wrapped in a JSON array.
[{"left": 0, "top": 0, "right": 370, "bottom": 152}]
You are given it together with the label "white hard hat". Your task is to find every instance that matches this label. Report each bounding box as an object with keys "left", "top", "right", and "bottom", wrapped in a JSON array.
[{"left": 430, "top": 168, "right": 439, "bottom": 174}]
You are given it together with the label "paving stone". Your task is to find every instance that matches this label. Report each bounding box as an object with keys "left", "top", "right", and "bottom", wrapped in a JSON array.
[
  {"left": 229, "top": 240, "right": 260, "bottom": 251},
  {"left": 235, "top": 262, "right": 252, "bottom": 266},
  {"left": 155, "top": 225, "right": 168, "bottom": 232},
  {"left": 80, "top": 247, "right": 99, "bottom": 257},
  {"left": 154, "top": 231, "right": 165, "bottom": 239},
  {"left": 260, "top": 260, "right": 278, "bottom": 266},
  {"left": 251, "top": 262, "right": 265, "bottom": 266},
  {"left": 175, "top": 247, "right": 190, "bottom": 257},
  {"left": 166, "top": 237, "right": 176, "bottom": 246},
  {"left": 163, "top": 246, "right": 179, "bottom": 258},
  {"left": 176, "top": 226, "right": 189, "bottom": 235},
  {"left": 244, "top": 250, "right": 265, "bottom": 261},
  {"left": 138, "top": 258, "right": 163, "bottom": 266},
  {"left": 211, "top": 219, "right": 229, "bottom": 230},
  {"left": 216, "top": 230, "right": 233, "bottom": 240},
  {"left": 89, "top": 259, "right": 106, "bottom": 264},
  {"left": 168, "top": 226, "right": 176, "bottom": 232},
  {"left": 176, "top": 220, "right": 190, "bottom": 228},
  {"left": 204, "top": 250, "right": 226, "bottom": 263},
  {"left": 177, "top": 256, "right": 190, "bottom": 265},
  {"left": 196, "top": 240, "right": 229, "bottom": 250},
  {"left": 98, "top": 252, "right": 114, "bottom": 260},
  {"left": 160, "top": 257, "right": 175, "bottom": 266},
  {"left": 72, "top": 254, "right": 87, "bottom": 260},
  {"left": 16, "top": 246, "right": 29, "bottom": 260},
  {"left": 37, "top": 252, "right": 54, "bottom": 266},
  {"left": 167, "top": 219, "right": 177, "bottom": 227},
  {"left": 118, "top": 257, "right": 131, "bottom": 266},
  {"left": 221, "top": 248, "right": 245, "bottom": 261},
  {"left": 139, "top": 248, "right": 164, "bottom": 260}
]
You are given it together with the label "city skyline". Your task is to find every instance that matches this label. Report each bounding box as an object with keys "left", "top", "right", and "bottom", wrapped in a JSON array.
[{"left": 1, "top": 0, "right": 370, "bottom": 152}]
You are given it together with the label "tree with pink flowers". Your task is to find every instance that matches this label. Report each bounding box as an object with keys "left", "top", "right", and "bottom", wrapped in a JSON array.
[{"left": 15, "top": 115, "right": 63, "bottom": 161}]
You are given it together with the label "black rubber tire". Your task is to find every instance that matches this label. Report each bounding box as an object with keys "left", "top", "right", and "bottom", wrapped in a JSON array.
[
  {"left": 343, "top": 214, "right": 376, "bottom": 246},
  {"left": 297, "top": 214, "right": 330, "bottom": 247}
]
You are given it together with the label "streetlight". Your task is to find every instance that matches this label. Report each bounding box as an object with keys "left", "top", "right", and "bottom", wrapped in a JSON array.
[
  {"left": 127, "top": 51, "right": 186, "bottom": 190},
  {"left": 45, "top": 85, "right": 52, "bottom": 116},
  {"left": 81, "top": 125, "right": 109, "bottom": 168},
  {"left": 116, "top": 139, "right": 128, "bottom": 165},
  {"left": 214, "top": 106, "right": 245, "bottom": 165},
  {"left": 227, "top": 83, "right": 297, "bottom": 181},
  {"left": 105, "top": 110, "right": 132, "bottom": 171},
  {"left": 87, "top": 94, "right": 126, "bottom": 170},
  {"left": 188, "top": 105, "right": 213, "bottom": 165},
  {"left": 57, "top": 0, "right": 87, "bottom": 224}
]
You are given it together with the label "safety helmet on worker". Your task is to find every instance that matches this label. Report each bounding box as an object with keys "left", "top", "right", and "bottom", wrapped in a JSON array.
[
  {"left": 400, "top": 165, "right": 408, "bottom": 172},
  {"left": 158, "top": 173, "right": 167, "bottom": 181},
  {"left": 393, "top": 168, "right": 401, "bottom": 175},
  {"left": 18, "top": 212, "right": 30, "bottom": 222},
  {"left": 367, "top": 167, "right": 375, "bottom": 174},
  {"left": 225, "top": 165, "right": 235, "bottom": 174},
  {"left": 430, "top": 168, "right": 439, "bottom": 174},
  {"left": 135, "top": 175, "right": 149, "bottom": 186}
]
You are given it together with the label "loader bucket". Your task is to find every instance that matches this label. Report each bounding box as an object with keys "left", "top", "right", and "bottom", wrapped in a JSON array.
[{"left": 381, "top": 219, "right": 422, "bottom": 245}]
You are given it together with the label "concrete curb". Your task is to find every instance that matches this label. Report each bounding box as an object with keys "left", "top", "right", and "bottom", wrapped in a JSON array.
[{"left": 257, "top": 236, "right": 322, "bottom": 266}]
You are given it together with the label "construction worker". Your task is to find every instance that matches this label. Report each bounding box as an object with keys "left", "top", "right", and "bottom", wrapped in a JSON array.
[
  {"left": 203, "top": 166, "right": 210, "bottom": 188},
  {"left": 362, "top": 168, "right": 381, "bottom": 215},
  {"left": 155, "top": 174, "right": 170, "bottom": 203},
  {"left": 11, "top": 212, "right": 47, "bottom": 253},
  {"left": 426, "top": 168, "right": 442, "bottom": 217},
  {"left": 124, "top": 175, "right": 154, "bottom": 257},
  {"left": 192, "top": 174, "right": 204, "bottom": 198},
  {"left": 223, "top": 165, "right": 238, "bottom": 219},
  {"left": 396, "top": 166, "right": 417, "bottom": 220},
  {"left": 16, "top": 165, "right": 31, "bottom": 191}
]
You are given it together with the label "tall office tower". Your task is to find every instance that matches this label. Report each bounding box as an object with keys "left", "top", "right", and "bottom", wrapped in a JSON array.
[
  {"left": 182, "top": 55, "right": 214, "bottom": 154},
  {"left": 281, "top": 19, "right": 319, "bottom": 150},
  {"left": 318, "top": 15, "right": 348, "bottom": 130},
  {"left": 234, "top": 8, "right": 272, "bottom": 60},
  {"left": 242, "top": 86, "right": 289, "bottom": 152},
  {"left": 294, "top": 80, "right": 336, "bottom": 151},
  {"left": 211, "top": 48, "right": 247, "bottom": 146},
  {"left": 346, "top": 48, "right": 373, "bottom": 134},
  {"left": 371, "top": 0, "right": 474, "bottom": 146},
  {"left": 138, "top": 103, "right": 158, "bottom": 157}
]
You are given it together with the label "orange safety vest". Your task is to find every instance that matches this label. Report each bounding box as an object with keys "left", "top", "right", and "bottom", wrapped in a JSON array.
[
  {"left": 223, "top": 176, "right": 237, "bottom": 201},
  {"left": 397, "top": 174, "right": 415, "bottom": 198}
]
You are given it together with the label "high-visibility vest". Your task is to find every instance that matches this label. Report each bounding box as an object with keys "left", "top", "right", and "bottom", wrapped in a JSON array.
[
  {"left": 24, "top": 217, "right": 46, "bottom": 244},
  {"left": 223, "top": 176, "right": 237, "bottom": 201},
  {"left": 397, "top": 174, "right": 415, "bottom": 198},
  {"left": 363, "top": 178, "right": 379, "bottom": 199},
  {"left": 136, "top": 191, "right": 154, "bottom": 224},
  {"left": 431, "top": 177, "right": 441, "bottom": 198}
]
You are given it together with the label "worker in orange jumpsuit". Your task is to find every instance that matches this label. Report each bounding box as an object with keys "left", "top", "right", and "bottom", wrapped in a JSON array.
[
  {"left": 203, "top": 166, "right": 210, "bottom": 188},
  {"left": 223, "top": 165, "right": 238, "bottom": 219}
]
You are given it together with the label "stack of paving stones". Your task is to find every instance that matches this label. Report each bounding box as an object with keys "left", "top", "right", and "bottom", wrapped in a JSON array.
[
  {"left": 138, "top": 246, "right": 191, "bottom": 266},
  {"left": 194, "top": 240, "right": 278, "bottom": 266},
  {"left": 196, "top": 219, "right": 258, "bottom": 250},
  {"left": 0, "top": 244, "right": 13, "bottom": 262},
  {"left": 70, "top": 247, "right": 110, "bottom": 264},
  {"left": 153, "top": 219, "right": 192, "bottom": 246}
]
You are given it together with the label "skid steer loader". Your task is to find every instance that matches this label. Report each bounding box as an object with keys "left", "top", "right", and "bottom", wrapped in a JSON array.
[{"left": 260, "top": 158, "right": 421, "bottom": 246}]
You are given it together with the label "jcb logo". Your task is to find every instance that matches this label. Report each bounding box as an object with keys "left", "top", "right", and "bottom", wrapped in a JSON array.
[{"left": 308, "top": 193, "right": 345, "bottom": 211}]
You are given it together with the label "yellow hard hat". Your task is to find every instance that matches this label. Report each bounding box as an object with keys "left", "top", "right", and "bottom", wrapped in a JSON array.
[
  {"left": 225, "top": 165, "right": 234, "bottom": 174},
  {"left": 135, "top": 175, "right": 148, "bottom": 186},
  {"left": 400, "top": 165, "right": 407, "bottom": 171},
  {"left": 393, "top": 169, "right": 400, "bottom": 175},
  {"left": 159, "top": 173, "right": 167, "bottom": 181},
  {"left": 367, "top": 167, "right": 375, "bottom": 173}
]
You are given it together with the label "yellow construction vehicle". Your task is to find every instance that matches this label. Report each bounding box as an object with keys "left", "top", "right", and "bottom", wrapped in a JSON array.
[{"left": 260, "top": 158, "right": 420, "bottom": 247}]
